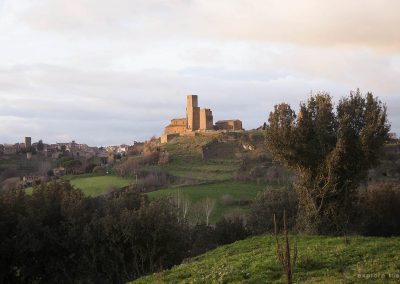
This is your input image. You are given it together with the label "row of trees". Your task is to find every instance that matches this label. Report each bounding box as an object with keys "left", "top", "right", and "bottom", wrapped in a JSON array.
[{"left": 0, "top": 181, "right": 249, "bottom": 283}]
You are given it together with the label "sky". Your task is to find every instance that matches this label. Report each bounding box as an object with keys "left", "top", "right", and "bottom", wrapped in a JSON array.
[{"left": 0, "top": 0, "right": 399, "bottom": 146}]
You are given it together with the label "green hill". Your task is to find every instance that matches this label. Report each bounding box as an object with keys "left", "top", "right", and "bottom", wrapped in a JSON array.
[{"left": 132, "top": 235, "right": 400, "bottom": 283}]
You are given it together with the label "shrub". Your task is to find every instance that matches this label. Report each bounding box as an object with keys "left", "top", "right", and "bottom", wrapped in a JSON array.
[
  {"left": 221, "top": 194, "right": 235, "bottom": 206},
  {"left": 158, "top": 151, "right": 170, "bottom": 165},
  {"left": 247, "top": 187, "right": 298, "bottom": 235},
  {"left": 85, "top": 163, "right": 97, "bottom": 173},
  {"left": 358, "top": 183, "right": 400, "bottom": 236},
  {"left": 113, "top": 152, "right": 160, "bottom": 177},
  {"left": 92, "top": 166, "right": 106, "bottom": 175},
  {"left": 136, "top": 169, "right": 169, "bottom": 192},
  {"left": 188, "top": 224, "right": 217, "bottom": 257},
  {"left": 215, "top": 216, "right": 249, "bottom": 245}
]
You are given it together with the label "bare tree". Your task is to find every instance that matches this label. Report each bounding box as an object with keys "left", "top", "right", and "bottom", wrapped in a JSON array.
[
  {"left": 203, "top": 198, "right": 216, "bottom": 226},
  {"left": 172, "top": 189, "right": 191, "bottom": 222},
  {"left": 190, "top": 202, "right": 204, "bottom": 224}
]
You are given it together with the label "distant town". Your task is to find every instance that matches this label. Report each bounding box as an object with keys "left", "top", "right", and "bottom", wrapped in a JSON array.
[
  {"left": 0, "top": 136, "right": 145, "bottom": 188},
  {"left": 0, "top": 137, "right": 142, "bottom": 160}
]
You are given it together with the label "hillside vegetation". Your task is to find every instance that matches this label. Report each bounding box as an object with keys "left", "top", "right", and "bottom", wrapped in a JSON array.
[
  {"left": 147, "top": 181, "right": 267, "bottom": 223},
  {"left": 133, "top": 235, "right": 400, "bottom": 283}
]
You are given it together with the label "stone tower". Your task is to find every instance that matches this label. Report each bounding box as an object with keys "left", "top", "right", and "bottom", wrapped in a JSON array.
[
  {"left": 200, "top": 108, "right": 214, "bottom": 130},
  {"left": 25, "top": 137, "right": 31, "bottom": 148},
  {"left": 186, "top": 95, "right": 200, "bottom": 131}
]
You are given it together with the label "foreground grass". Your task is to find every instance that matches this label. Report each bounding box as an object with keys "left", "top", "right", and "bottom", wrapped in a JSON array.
[
  {"left": 147, "top": 181, "right": 268, "bottom": 223},
  {"left": 68, "top": 175, "right": 133, "bottom": 196},
  {"left": 133, "top": 235, "right": 400, "bottom": 283}
]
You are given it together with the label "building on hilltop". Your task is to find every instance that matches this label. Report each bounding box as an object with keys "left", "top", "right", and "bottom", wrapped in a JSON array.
[
  {"left": 164, "top": 118, "right": 187, "bottom": 134},
  {"left": 185, "top": 95, "right": 214, "bottom": 132},
  {"left": 215, "top": 120, "right": 243, "bottom": 131},
  {"left": 161, "top": 95, "right": 243, "bottom": 143}
]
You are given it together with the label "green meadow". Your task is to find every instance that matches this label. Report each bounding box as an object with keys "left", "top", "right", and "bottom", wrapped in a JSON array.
[{"left": 66, "top": 175, "right": 133, "bottom": 196}]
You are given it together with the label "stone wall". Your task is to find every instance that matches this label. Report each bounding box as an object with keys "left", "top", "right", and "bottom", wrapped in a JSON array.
[
  {"left": 164, "top": 118, "right": 187, "bottom": 134},
  {"left": 215, "top": 120, "right": 243, "bottom": 131}
]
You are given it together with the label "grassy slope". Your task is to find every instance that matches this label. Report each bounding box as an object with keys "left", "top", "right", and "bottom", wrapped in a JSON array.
[
  {"left": 133, "top": 235, "right": 400, "bottom": 283},
  {"left": 147, "top": 135, "right": 274, "bottom": 223},
  {"left": 147, "top": 181, "right": 267, "bottom": 223},
  {"left": 163, "top": 136, "right": 240, "bottom": 182}
]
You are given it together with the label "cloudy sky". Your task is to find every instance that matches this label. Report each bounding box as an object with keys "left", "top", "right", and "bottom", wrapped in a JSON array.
[{"left": 0, "top": 0, "right": 399, "bottom": 146}]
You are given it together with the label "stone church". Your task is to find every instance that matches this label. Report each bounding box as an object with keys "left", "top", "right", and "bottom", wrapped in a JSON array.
[{"left": 161, "top": 95, "right": 243, "bottom": 143}]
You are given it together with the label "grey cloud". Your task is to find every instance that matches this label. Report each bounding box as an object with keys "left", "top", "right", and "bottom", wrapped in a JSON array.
[
  {"left": 14, "top": 0, "right": 400, "bottom": 52},
  {"left": 1, "top": 56, "right": 399, "bottom": 145}
]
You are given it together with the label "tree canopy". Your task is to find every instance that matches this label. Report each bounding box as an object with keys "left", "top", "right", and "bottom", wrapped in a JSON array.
[{"left": 265, "top": 90, "right": 390, "bottom": 233}]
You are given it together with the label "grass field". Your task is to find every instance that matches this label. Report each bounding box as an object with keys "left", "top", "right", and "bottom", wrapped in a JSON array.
[
  {"left": 68, "top": 175, "right": 133, "bottom": 196},
  {"left": 25, "top": 174, "right": 133, "bottom": 197},
  {"left": 133, "top": 235, "right": 400, "bottom": 283},
  {"left": 147, "top": 181, "right": 269, "bottom": 223},
  {"left": 164, "top": 157, "right": 239, "bottom": 181}
]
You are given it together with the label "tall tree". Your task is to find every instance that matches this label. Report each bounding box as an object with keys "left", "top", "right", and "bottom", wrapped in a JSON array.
[
  {"left": 265, "top": 90, "right": 390, "bottom": 234},
  {"left": 37, "top": 139, "right": 44, "bottom": 151}
]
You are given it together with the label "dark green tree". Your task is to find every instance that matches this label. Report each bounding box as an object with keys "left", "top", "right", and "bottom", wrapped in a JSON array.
[
  {"left": 265, "top": 90, "right": 390, "bottom": 234},
  {"left": 262, "top": 122, "right": 267, "bottom": 130},
  {"left": 37, "top": 139, "right": 44, "bottom": 151}
]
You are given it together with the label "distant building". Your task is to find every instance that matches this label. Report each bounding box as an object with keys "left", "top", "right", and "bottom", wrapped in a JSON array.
[
  {"left": 3, "top": 144, "right": 18, "bottom": 155},
  {"left": 215, "top": 120, "right": 243, "bottom": 131},
  {"left": 161, "top": 95, "right": 243, "bottom": 143}
]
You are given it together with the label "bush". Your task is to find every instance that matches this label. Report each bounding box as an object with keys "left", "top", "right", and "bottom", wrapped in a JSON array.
[
  {"left": 188, "top": 224, "right": 217, "bottom": 257},
  {"left": 136, "top": 169, "right": 169, "bottom": 192},
  {"left": 247, "top": 187, "right": 298, "bottom": 235},
  {"left": 358, "top": 183, "right": 400, "bottom": 236},
  {"left": 85, "top": 163, "right": 97, "bottom": 173},
  {"left": 158, "top": 151, "right": 170, "bottom": 165},
  {"left": 221, "top": 194, "right": 235, "bottom": 206},
  {"left": 92, "top": 166, "right": 106, "bottom": 175},
  {"left": 113, "top": 152, "right": 160, "bottom": 177},
  {"left": 215, "top": 216, "right": 249, "bottom": 245}
]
